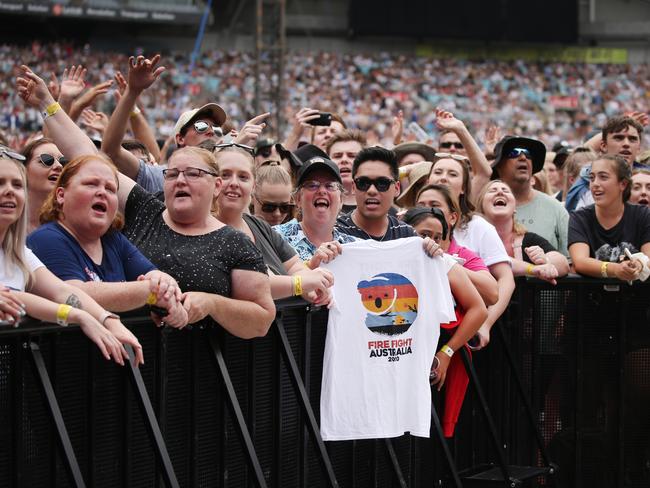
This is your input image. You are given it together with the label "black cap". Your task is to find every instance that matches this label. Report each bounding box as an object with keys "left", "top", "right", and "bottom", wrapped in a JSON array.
[
  {"left": 293, "top": 143, "right": 328, "bottom": 164},
  {"left": 296, "top": 156, "right": 342, "bottom": 186},
  {"left": 491, "top": 135, "right": 546, "bottom": 176},
  {"left": 274, "top": 143, "right": 303, "bottom": 170},
  {"left": 254, "top": 138, "right": 275, "bottom": 155}
]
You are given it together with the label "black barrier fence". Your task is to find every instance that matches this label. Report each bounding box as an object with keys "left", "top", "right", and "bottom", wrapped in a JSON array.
[{"left": 0, "top": 277, "right": 649, "bottom": 487}]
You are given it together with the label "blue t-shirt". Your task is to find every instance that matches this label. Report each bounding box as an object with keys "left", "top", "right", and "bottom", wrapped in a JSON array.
[{"left": 27, "top": 222, "right": 156, "bottom": 282}]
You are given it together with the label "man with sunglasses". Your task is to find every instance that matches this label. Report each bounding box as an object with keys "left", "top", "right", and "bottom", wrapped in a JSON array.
[
  {"left": 492, "top": 136, "right": 569, "bottom": 255},
  {"left": 336, "top": 146, "right": 418, "bottom": 241},
  {"left": 438, "top": 131, "right": 466, "bottom": 156},
  {"left": 101, "top": 55, "right": 228, "bottom": 192}
]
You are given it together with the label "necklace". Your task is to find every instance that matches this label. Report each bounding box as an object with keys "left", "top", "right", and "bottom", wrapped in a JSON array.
[{"left": 351, "top": 212, "right": 388, "bottom": 242}]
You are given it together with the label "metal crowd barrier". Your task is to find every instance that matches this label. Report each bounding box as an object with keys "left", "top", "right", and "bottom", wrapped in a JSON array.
[{"left": 0, "top": 278, "right": 649, "bottom": 488}]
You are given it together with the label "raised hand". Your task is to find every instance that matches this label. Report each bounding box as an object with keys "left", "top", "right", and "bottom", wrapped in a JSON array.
[
  {"left": 434, "top": 107, "right": 466, "bottom": 133},
  {"left": 81, "top": 108, "right": 110, "bottom": 135},
  {"left": 127, "top": 54, "right": 165, "bottom": 93},
  {"left": 391, "top": 110, "right": 404, "bottom": 146},
  {"left": 48, "top": 71, "right": 60, "bottom": 101},
  {"left": 59, "top": 65, "right": 87, "bottom": 102},
  {"left": 294, "top": 107, "right": 321, "bottom": 129},
  {"left": 624, "top": 110, "right": 650, "bottom": 127},
  {"left": 16, "top": 65, "right": 56, "bottom": 111},
  {"left": 235, "top": 112, "right": 270, "bottom": 145},
  {"left": 484, "top": 123, "right": 501, "bottom": 155},
  {"left": 114, "top": 70, "right": 128, "bottom": 95},
  {"left": 73, "top": 79, "right": 113, "bottom": 112}
]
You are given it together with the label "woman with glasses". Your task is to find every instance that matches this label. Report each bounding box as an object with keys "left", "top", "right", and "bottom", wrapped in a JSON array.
[
  {"left": 477, "top": 180, "right": 569, "bottom": 283},
  {"left": 252, "top": 163, "right": 294, "bottom": 226},
  {"left": 20, "top": 137, "right": 67, "bottom": 233},
  {"left": 0, "top": 146, "right": 143, "bottom": 366},
  {"left": 213, "top": 146, "right": 333, "bottom": 305},
  {"left": 274, "top": 157, "right": 357, "bottom": 268},
  {"left": 18, "top": 63, "right": 275, "bottom": 338}
]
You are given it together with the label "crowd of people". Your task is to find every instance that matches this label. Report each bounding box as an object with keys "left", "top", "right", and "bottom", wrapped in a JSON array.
[
  {"left": 0, "top": 47, "right": 649, "bottom": 453},
  {"left": 2, "top": 42, "right": 650, "bottom": 151}
]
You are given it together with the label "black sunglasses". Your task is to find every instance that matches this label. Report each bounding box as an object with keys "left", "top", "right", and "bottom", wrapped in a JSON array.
[
  {"left": 255, "top": 197, "right": 295, "bottom": 214},
  {"left": 215, "top": 142, "right": 255, "bottom": 154},
  {"left": 440, "top": 141, "right": 464, "bottom": 150},
  {"left": 38, "top": 153, "right": 68, "bottom": 167},
  {"left": 354, "top": 176, "right": 395, "bottom": 192}
]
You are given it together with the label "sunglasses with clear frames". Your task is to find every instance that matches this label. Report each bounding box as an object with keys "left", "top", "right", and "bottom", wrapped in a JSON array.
[
  {"left": 38, "top": 153, "right": 68, "bottom": 167},
  {"left": 301, "top": 180, "right": 342, "bottom": 192},
  {"left": 215, "top": 142, "right": 255, "bottom": 154},
  {"left": 506, "top": 147, "right": 532, "bottom": 159},
  {"left": 162, "top": 166, "right": 218, "bottom": 180},
  {"left": 439, "top": 142, "right": 464, "bottom": 150},
  {"left": 0, "top": 146, "right": 26, "bottom": 162},
  {"left": 434, "top": 152, "right": 469, "bottom": 163},
  {"left": 192, "top": 121, "right": 223, "bottom": 137},
  {"left": 353, "top": 176, "right": 395, "bottom": 192}
]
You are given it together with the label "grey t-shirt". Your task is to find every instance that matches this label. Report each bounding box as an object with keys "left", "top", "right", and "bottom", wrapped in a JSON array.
[
  {"left": 136, "top": 160, "right": 165, "bottom": 193},
  {"left": 515, "top": 190, "right": 570, "bottom": 256},
  {"left": 243, "top": 213, "right": 296, "bottom": 275}
]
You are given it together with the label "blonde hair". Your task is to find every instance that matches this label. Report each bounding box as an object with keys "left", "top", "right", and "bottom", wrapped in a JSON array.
[
  {"left": 214, "top": 146, "right": 255, "bottom": 176},
  {"left": 0, "top": 158, "right": 32, "bottom": 288},
  {"left": 476, "top": 179, "right": 527, "bottom": 236},
  {"left": 255, "top": 163, "right": 292, "bottom": 188}
]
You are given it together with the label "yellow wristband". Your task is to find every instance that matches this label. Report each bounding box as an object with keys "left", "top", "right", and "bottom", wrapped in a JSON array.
[
  {"left": 292, "top": 275, "right": 303, "bottom": 296},
  {"left": 440, "top": 344, "right": 454, "bottom": 358},
  {"left": 601, "top": 261, "right": 609, "bottom": 278},
  {"left": 303, "top": 260, "right": 312, "bottom": 269},
  {"left": 43, "top": 101, "right": 61, "bottom": 118},
  {"left": 146, "top": 292, "right": 157, "bottom": 305},
  {"left": 56, "top": 304, "right": 72, "bottom": 327},
  {"left": 130, "top": 107, "right": 142, "bottom": 118},
  {"left": 526, "top": 264, "right": 535, "bottom": 276}
]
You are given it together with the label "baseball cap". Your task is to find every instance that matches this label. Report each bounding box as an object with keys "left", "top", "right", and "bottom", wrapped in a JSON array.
[
  {"left": 173, "top": 103, "right": 227, "bottom": 136},
  {"left": 296, "top": 156, "right": 342, "bottom": 186}
]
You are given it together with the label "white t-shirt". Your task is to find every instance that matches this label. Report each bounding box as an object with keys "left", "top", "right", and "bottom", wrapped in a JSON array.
[
  {"left": 320, "top": 237, "right": 456, "bottom": 440},
  {"left": 454, "top": 215, "right": 510, "bottom": 267},
  {"left": 0, "top": 246, "right": 44, "bottom": 291}
]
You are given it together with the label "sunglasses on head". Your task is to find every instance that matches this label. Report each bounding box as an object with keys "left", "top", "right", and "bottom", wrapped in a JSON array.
[
  {"left": 353, "top": 176, "right": 395, "bottom": 192},
  {"left": 215, "top": 142, "right": 255, "bottom": 154},
  {"left": 402, "top": 206, "right": 449, "bottom": 240},
  {"left": 507, "top": 147, "right": 532, "bottom": 159},
  {"left": 440, "top": 141, "right": 464, "bottom": 150},
  {"left": 434, "top": 152, "right": 469, "bottom": 163},
  {"left": 0, "top": 146, "right": 26, "bottom": 162},
  {"left": 255, "top": 196, "right": 294, "bottom": 214},
  {"left": 38, "top": 153, "right": 68, "bottom": 167},
  {"left": 192, "top": 121, "right": 223, "bottom": 137}
]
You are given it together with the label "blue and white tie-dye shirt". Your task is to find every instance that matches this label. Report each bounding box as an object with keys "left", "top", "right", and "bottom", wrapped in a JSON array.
[{"left": 273, "top": 219, "right": 357, "bottom": 261}]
